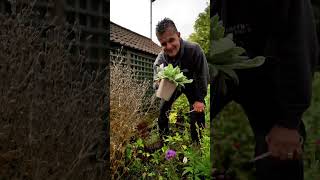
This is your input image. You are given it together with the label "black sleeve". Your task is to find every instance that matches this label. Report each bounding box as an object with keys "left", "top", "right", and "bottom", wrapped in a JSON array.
[
  {"left": 210, "top": 0, "right": 222, "bottom": 18},
  {"left": 193, "top": 45, "right": 210, "bottom": 102},
  {"left": 264, "top": 0, "right": 319, "bottom": 129}
]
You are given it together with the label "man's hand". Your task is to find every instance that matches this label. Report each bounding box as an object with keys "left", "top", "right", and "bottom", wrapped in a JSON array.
[
  {"left": 192, "top": 101, "right": 205, "bottom": 112},
  {"left": 266, "top": 125, "right": 302, "bottom": 160},
  {"left": 153, "top": 80, "right": 160, "bottom": 90}
]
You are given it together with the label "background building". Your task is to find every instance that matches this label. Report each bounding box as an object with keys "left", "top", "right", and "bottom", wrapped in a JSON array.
[{"left": 110, "top": 21, "right": 161, "bottom": 81}]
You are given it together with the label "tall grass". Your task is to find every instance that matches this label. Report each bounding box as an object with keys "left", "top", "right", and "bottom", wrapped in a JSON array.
[
  {"left": 110, "top": 51, "right": 158, "bottom": 179},
  {"left": 0, "top": 3, "right": 107, "bottom": 180}
]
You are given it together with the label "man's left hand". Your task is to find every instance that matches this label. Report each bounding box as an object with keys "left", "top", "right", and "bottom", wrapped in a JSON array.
[{"left": 193, "top": 101, "right": 205, "bottom": 112}]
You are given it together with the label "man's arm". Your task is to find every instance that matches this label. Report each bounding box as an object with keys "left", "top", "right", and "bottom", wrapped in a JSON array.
[
  {"left": 193, "top": 44, "right": 210, "bottom": 103},
  {"left": 264, "top": 0, "right": 318, "bottom": 159},
  {"left": 265, "top": 0, "right": 318, "bottom": 129}
]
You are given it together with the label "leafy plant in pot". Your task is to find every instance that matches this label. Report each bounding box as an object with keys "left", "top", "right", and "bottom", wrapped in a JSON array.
[{"left": 155, "top": 64, "right": 193, "bottom": 101}]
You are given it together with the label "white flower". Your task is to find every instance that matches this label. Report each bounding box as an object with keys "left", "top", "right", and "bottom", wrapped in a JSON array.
[{"left": 183, "top": 156, "right": 188, "bottom": 164}]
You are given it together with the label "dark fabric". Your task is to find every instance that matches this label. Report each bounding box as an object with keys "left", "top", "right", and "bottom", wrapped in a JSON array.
[
  {"left": 210, "top": 73, "right": 306, "bottom": 179},
  {"left": 210, "top": 0, "right": 318, "bottom": 179},
  {"left": 158, "top": 87, "right": 205, "bottom": 142},
  {"left": 211, "top": 0, "right": 319, "bottom": 129}
]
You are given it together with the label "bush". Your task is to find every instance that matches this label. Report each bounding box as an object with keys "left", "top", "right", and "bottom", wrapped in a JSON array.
[{"left": 110, "top": 53, "right": 158, "bottom": 178}]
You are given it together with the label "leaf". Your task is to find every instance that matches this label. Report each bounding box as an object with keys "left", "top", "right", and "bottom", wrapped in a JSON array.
[
  {"left": 211, "top": 15, "right": 225, "bottom": 40},
  {"left": 211, "top": 37, "right": 236, "bottom": 55},
  {"left": 174, "top": 73, "right": 184, "bottom": 81},
  {"left": 218, "top": 56, "right": 265, "bottom": 69},
  {"left": 219, "top": 68, "right": 239, "bottom": 85},
  {"left": 182, "top": 167, "right": 194, "bottom": 176},
  {"left": 209, "top": 64, "right": 219, "bottom": 78},
  {"left": 209, "top": 46, "right": 247, "bottom": 64},
  {"left": 156, "top": 64, "right": 193, "bottom": 88}
]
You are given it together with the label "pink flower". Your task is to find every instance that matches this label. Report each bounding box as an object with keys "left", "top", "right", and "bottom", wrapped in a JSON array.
[
  {"left": 165, "top": 149, "right": 176, "bottom": 160},
  {"left": 315, "top": 139, "right": 320, "bottom": 146}
]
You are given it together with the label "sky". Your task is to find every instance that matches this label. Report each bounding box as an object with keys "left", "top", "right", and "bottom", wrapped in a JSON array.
[{"left": 110, "top": 0, "right": 209, "bottom": 44}]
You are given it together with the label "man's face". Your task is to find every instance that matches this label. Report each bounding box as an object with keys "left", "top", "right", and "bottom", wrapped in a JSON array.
[{"left": 157, "top": 28, "right": 181, "bottom": 58}]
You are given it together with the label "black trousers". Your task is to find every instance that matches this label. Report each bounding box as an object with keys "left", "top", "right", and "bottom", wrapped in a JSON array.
[
  {"left": 210, "top": 61, "right": 306, "bottom": 180},
  {"left": 158, "top": 88, "right": 205, "bottom": 142}
]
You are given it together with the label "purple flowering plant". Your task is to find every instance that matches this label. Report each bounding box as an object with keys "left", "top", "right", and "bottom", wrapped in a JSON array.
[{"left": 165, "top": 149, "right": 177, "bottom": 160}]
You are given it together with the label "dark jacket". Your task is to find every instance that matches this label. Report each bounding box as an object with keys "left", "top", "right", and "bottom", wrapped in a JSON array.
[
  {"left": 213, "top": 0, "right": 319, "bottom": 129},
  {"left": 153, "top": 39, "right": 209, "bottom": 102}
]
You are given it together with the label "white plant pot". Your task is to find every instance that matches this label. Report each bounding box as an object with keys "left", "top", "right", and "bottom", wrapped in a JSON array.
[{"left": 156, "top": 79, "right": 177, "bottom": 101}]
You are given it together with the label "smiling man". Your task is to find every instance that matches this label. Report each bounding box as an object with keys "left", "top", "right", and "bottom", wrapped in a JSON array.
[{"left": 153, "top": 18, "right": 209, "bottom": 143}]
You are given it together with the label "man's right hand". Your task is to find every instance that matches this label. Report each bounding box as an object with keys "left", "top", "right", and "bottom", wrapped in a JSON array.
[
  {"left": 266, "top": 125, "right": 302, "bottom": 160},
  {"left": 192, "top": 101, "right": 205, "bottom": 112}
]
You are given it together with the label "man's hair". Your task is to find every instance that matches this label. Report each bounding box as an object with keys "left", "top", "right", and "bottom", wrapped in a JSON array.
[{"left": 156, "top": 18, "right": 178, "bottom": 35}]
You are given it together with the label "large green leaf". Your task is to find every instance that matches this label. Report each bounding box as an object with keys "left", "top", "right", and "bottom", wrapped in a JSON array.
[
  {"left": 217, "top": 56, "right": 265, "bottom": 69},
  {"left": 211, "top": 37, "right": 236, "bottom": 55},
  {"left": 208, "top": 47, "right": 247, "bottom": 65},
  {"left": 209, "top": 15, "right": 266, "bottom": 86}
]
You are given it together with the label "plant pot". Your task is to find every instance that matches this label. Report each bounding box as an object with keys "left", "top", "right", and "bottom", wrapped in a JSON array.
[
  {"left": 144, "top": 140, "right": 163, "bottom": 153},
  {"left": 156, "top": 79, "right": 177, "bottom": 101}
]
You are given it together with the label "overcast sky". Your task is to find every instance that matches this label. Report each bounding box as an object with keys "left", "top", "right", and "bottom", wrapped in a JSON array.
[{"left": 110, "top": 0, "right": 209, "bottom": 44}]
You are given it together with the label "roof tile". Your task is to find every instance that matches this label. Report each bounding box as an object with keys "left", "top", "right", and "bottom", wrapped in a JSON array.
[{"left": 110, "top": 22, "right": 162, "bottom": 55}]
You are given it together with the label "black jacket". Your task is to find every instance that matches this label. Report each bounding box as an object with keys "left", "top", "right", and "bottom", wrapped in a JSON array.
[{"left": 212, "top": 0, "right": 319, "bottom": 129}]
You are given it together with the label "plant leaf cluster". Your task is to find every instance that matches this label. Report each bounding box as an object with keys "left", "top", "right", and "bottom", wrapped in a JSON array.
[
  {"left": 208, "top": 15, "right": 265, "bottom": 87},
  {"left": 155, "top": 64, "right": 193, "bottom": 89}
]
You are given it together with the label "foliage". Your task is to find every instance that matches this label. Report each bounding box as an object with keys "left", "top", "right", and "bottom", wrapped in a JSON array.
[
  {"left": 303, "top": 72, "right": 320, "bottom": 180},
  {"left": 155, "top": 64, "right": 193, "bottom": 89},
  {"left": 311, "top": 0, "right": 320, "bottom": 69},
  {"left": 188, "top": 5, "right": 210, "bottom": 55},
  {"left": 125, "top": 130, "right": 211, "bottom": 179},
  {"left": 110, "top": 50, "right": 158, "bottom": 178},
  {"left": 123, "top": 86, "right": 211, "bottom": 179}
]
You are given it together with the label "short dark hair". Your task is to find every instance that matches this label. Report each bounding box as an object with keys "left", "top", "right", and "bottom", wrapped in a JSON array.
[{"left": 156, "top": 18, "right": 178, "bottom": 35}]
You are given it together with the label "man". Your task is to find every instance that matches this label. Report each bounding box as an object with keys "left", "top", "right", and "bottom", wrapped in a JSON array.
[
  {"left": 153, "top": 18, "right": 209, "bottom": 143},
  {"left": 210, "top": 0, "right": 319, "bottom": 179}
]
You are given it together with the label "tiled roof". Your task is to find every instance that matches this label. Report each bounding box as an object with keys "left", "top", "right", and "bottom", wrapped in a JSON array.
[{"left": 110, "top": 22, "right": 162, "bottom": 55}]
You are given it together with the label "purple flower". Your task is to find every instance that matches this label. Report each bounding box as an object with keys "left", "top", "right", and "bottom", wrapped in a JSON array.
[{"left": 165, "top": 149, "right": 176, "bottom": 160}]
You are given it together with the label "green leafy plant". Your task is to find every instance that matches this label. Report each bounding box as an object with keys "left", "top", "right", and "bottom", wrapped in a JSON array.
[
  {"left": 155, "top": 64, "right": 193, "bottom": 89},
  {"left": 208, "top": 15, "right": 265, "bottom": 94}
]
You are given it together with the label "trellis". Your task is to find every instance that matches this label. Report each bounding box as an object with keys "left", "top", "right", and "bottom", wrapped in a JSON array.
[
  {"left": 0, "top": 0, "right": 108, "bottom": 68},
  {"left": 110, "top": 47, "right": 156, "bottom": 81},
  {"left": 64, "top": 0, "right": 108, "bottom": 67}
]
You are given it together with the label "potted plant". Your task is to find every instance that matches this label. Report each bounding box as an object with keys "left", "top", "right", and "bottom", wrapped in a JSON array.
[{"left": 155, "top": 64, "right": 193, "bottom": 101}]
